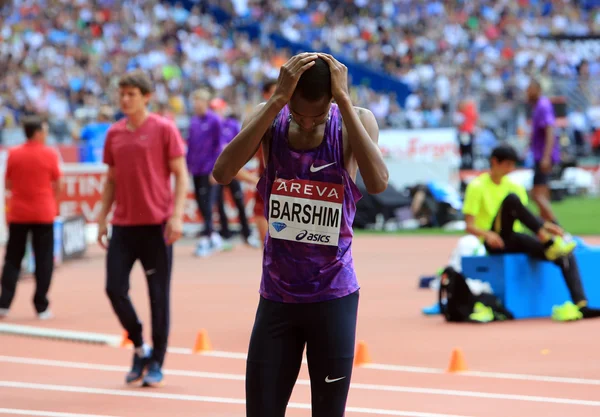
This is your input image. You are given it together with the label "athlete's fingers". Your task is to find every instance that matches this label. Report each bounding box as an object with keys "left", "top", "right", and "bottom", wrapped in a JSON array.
[
  {"left": 318, "top": 53, "right": 343, "bottom": 69},
  {"left": 285, "top": 52, "right": 313, "bottom": 68},
  {"left": 298, "top": 60, "right": 317, "bottom": 74},
  {"left": 291, "top": 54, "right": 318, "bottom": 73},
  {"left": 317, "top": 53, "right": 335, "bottom": 68},
  {"left": 97, "top": 235, "right": 107, "bottom": 250}
]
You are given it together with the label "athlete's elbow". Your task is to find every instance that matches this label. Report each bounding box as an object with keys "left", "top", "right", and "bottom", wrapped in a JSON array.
[
  {"left": 212, "top": 162, "right": 232, "bottom": 185},
  {"left": 212, "top": 166, "right": 230, "bottom": 185},
  {"left": 364, "top": 171, "right": 389, "bottom": 195}
]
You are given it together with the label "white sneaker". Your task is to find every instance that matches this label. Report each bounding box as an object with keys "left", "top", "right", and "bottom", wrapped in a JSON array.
[
  {"left": 0, "top": 308, "right": 8, "bottom": 319},
  {"left": 210, "top": 232, "right": 223, "bottom": 251},
  {"left": 246, "top": 234, "right": 262, "bottom": 248},
  {"left": 37, "top": 309, "right": 54, "bottom": 320},
  {"left": 194, "top": 237, "right": 212, "bottom": 257}
]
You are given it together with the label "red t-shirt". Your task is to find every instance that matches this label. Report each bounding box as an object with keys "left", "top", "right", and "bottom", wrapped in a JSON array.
[
  {"left": 5, "top": 141, "right": 61, "bottom": 224},
  {"left": 103, "top": 113, "right": 186, "bottom": 226}
]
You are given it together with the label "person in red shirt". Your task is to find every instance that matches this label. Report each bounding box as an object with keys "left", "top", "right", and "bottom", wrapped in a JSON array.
[
  {"left": 96, "top": 69, "right": 188, "bottom": 388},
  {"left": 0, "top": 115, "right": 62, "bottom": 320}
]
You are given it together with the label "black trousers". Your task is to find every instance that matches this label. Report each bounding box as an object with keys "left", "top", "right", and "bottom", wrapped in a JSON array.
[
  {"left": 217, "top": 179, "right": 251, "bottom": 240},
  {"left": 105, "top": 225, "right": 173, "bottom": 366},
  {"left": 246, "top": 291, "right": 359, "bottom": 417},
  {"left": 485, "top": 193, "right": 586, "bottom": 304},
  {"left": 193, "top": 174, "right": 218, "bottom": 237},
  {"left": 0, "top": 223, "right": 55, "bottom": 313}
]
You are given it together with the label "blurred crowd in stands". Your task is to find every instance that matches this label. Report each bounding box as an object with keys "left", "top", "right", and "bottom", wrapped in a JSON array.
[{"left": 1, "top": 0, "right": 600, "bottom": 162}]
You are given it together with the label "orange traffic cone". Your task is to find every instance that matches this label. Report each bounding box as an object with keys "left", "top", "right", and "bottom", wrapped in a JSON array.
[
  {"left": 120, "top": 331, "right": 133, "bottom": 348},
  {"left": 193, "top": 329, "right": 212, "bottom": 353},
  {"left": 354, "top": 340, "right": 372, "bottom": 366},
  {"left": 447, "top": 348, "right": 468, "bottom": 373}
]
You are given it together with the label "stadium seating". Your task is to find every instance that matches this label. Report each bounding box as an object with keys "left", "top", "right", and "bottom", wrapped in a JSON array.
[{"left": 461, "top": 247, "right": 600, "bottom": 319}]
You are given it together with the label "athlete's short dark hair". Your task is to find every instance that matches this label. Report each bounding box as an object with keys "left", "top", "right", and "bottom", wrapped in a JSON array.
[
  {"left": 22, "top": 115, "right": 45, "bottom": 140},
  {"left": 491, "top": 144, "right": 519, "bottom": 163},
  {"left": 118, "top": 69, "right": 153, "bottom": 95},
  {"left": 295, "top": 57, "right": 332, "bottom": 102}
]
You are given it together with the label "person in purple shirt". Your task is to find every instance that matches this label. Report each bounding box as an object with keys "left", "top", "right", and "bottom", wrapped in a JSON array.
[
  {"left": 213, "top": 53, "right": 389, "bottom": 417},
  {"left": 187, "top": 88, "right": 225, "bottom": 256},
  {"left": 209, "top": 98, "right": 256, "bottom": 246},
  {"left": 526, "top": 79, "right": 560, "bottom": 224}
]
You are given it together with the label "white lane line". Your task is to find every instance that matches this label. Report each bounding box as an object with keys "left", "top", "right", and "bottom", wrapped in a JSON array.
[
  {"left": 1, "top": 356, "right": 599, "bottom": 407},
  {"left": 2, "top": 323, "right": 600, "bottom": 387},
  {"left": 0, "top": 409, "right": 121, "bottom": 417},
  {"left": 0, "top": 381, "right": 474, "bottom": 417}
]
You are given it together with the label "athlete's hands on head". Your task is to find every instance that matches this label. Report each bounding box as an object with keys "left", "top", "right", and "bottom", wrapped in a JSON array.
[
  {"left": 272, "top": 53, "right": 318, "bottom": 104},
  {"left": 318, "top": 53, "right": 350, "bottom": 102},
  {"left": 165, "top": 215, "right": 184, "bottom": 245}
]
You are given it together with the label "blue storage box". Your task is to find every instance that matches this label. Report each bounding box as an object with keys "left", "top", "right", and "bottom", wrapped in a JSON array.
[{"left": 461, "top": 248, "right": 600, "bottom": 319}]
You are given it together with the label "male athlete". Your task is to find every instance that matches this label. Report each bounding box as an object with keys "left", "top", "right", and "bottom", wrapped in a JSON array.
[
  {"left": 463, "top": 144, "right": 600, "bottom": 321},
  {"left": 97, "top": 69, "right": 188, "bottom": 386},
  {"left": 213, "top": 53, "right": 389, "bottom": 416},
  {"left": 526, "top": 79, "right": 560, "bottom": 223}
]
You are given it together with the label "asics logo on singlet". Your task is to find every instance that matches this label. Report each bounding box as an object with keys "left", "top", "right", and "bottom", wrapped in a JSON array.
[
  {"left": 295, "top": 229, "right": 331, "bottom": 243},
  {"left": 309, "top": 162, "right": 336, "bottom": 173},
  {"left": 272, "top": 222, "right": 287, "bottom": 232}
]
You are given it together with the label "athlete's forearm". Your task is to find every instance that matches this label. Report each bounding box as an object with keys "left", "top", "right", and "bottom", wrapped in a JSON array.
[
  {"left": 235, "top": 168, "right": 259, "bottom": 185},
  {"left": 213, "top": 98, "right": 284, "bottom": 185},
  {"left": 98, "top": 179, "right": 115, "bottom": 222},
  {"left": 172, "top": 171, "right": 188, "bottom": 219},
  {"left": 465, "top": 215, "right": 489, "bottom": 239},
  {"left": 543, "top": 126, "right": 554, "bottom": 161},
  {"left": 336, "top": 96, "right": 388, "bottom": 194}
]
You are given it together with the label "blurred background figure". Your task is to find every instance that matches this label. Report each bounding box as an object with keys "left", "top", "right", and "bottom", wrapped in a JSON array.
[
  {"left": 0, "top": 115, "right": 61, "bottom": 321},
  {"left": 187, "top": 89, "right": 225, "bottom": 257},
  {"left": 210, "top": 97, "right": 260, "bottom": 248}
]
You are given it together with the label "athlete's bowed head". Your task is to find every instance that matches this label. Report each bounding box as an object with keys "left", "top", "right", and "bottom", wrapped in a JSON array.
[{"left": 212, "top": 52, "right": 388, "bottom": 195}]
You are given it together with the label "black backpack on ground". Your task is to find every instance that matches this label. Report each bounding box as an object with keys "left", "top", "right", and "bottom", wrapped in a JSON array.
[{"left": 438, "top": 266, "right": 514, "bottom": 323}]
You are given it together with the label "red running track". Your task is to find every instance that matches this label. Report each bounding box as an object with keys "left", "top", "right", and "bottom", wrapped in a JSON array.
[{"left": 1, "top": 236, "right": 600, "bottom": 417}]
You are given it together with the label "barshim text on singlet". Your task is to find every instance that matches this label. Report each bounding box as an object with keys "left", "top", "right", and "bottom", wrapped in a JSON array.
[{"left": 268, "top": 178, "right": 344, "bottom": 246}]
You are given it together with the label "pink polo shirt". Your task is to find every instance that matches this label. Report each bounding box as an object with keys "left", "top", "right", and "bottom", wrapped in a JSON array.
[{"left": 103, "top": 113, "right": 186, "bottom": 226}]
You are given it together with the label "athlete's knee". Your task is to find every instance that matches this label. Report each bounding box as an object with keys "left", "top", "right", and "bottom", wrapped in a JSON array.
[
  {"left": 502, "top": 192, "right": 521, "bottom": 206},
  {"left": 105, "top": 279, "right": 127, "bottom": 303},
  {"left": 311, "top": 384, "right": 352, "bottom": 417}
]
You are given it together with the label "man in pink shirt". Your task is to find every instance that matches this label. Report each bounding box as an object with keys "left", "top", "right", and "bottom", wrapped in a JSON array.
[{"left": 97, "top": 69, "right": 188, "bottom": 387}]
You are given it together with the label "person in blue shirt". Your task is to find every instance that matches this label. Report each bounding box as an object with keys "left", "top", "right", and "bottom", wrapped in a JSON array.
[{"left": 78, "top": 106, "right": 113, "bottom": 163}]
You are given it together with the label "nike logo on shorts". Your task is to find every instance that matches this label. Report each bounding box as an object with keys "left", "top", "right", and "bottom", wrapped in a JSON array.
[
  {"left": 310, "top": 162, "right": 336, "bottom": 173},
  {"left": 325, "top": 375, "right": 346, "bottom": 383}
]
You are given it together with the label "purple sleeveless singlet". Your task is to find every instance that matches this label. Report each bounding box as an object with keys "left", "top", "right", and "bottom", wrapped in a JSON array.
[{"left": 256, "top": 103, "right": 362, "bottom": 303}]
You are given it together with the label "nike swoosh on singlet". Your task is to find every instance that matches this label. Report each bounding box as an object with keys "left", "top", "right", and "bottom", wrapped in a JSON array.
[{"left": 310, "top": 162, "right": 336, "bottom": 173}]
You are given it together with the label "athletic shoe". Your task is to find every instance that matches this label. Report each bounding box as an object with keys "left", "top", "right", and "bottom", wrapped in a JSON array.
[
  {"left": 0, "top": 308, "right": 8, "bottom": 319},
  {"left": 545, "top": 237, "right": 577, "bottom": 261},
  {"left": 468, "top": 302, "right": 494, "bottom": 323},
  {"left": 246, "top": 234, "right": 262, "bottom": 249},
  {"left": 142, "top": 361, "right": 164, "bottom": 387},
  {"left": 194, "top": 237, "right": 213, "bottom": 257},
  {"left": 126, "top": 350, "right": 151, "bottom": 385},
  {"left": 422, "top": 303, "right": 441, "bottom": 315},
  {"left": 551, "top": 301, "right": 583, "bottom": 322},
  {"left": 37, "top": 309, "right": 53, "bottom": 320}
]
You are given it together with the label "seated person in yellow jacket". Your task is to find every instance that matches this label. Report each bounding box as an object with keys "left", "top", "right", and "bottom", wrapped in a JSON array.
[{"left": 463, "top": 144, "right": 600, "bottom": 321}]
